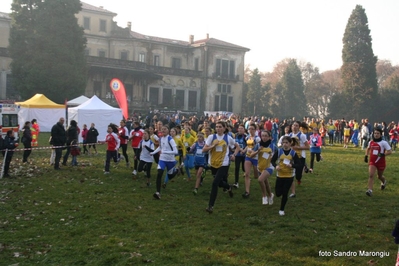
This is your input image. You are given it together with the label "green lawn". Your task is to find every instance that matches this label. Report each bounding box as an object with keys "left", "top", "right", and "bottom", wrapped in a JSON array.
[{"left": 0, "top": 133, "right": 398, "bottom": 265}]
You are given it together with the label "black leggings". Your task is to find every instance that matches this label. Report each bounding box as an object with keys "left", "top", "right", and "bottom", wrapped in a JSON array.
[
  {"left": 120, "top": 144, "right": 129, "bottom": 163},
  {"left": 23, "top": 143, "right": 32, "bottom": 162},
  {"left": 310, "top": 152, "right": 321, "bottom": 169},
  {"left": 208, "top": 166, "right": 230, "bottom": 207},
  {"left": 138, "top": 160, "right": 152, "bottom": 178},
  {"left": 133, "top": 148, "right": 140, "bottom": 170},
  {"left": 234, "top": 156, "right": 245, "bottom": 183},
  {"left": 295, "top": 157, "right": 306, "bottom": 181},
  {"left": 275, "top": 177, "right": 294, "bottom": 211}
]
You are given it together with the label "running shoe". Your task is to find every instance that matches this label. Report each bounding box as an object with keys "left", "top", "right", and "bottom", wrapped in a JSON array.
[
  {"left": 228, "top": 186, "right": 234, "bottom": 198},
  {"left": 279, "top": 210, "right": 285, "bottom": 216},
  {"left": 269, "top": 193, "right": 274, "bottom": 205},
  {"left": 366, "top": 189, "right": 372, "bottom": 197},
  {"left": 381, "top": 180, "right": 387, "bottom": 190},
  {"left": 205, "top": 206, "right": 213, "bottom": 214},
  {"left": 262, "top": 197, "right": 268, "bottom": 205},
  {"left": 193, "top": 188, "right": 198, "bottom": 195},
  {"left": 289, "top": 193, "right": 296, "bottom": 198},
  {"left": 232, "top": 183, "right": 239, "bottom": 189},
  {"left": 242, "top": 192, "right": 250, "bottom": 199},
  {"left": 153, "top": 192, "right": 161, "bottom": 199}
]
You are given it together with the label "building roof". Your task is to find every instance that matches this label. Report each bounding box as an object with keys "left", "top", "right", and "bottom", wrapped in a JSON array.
[
  {"left": 81, "top": 2, "right": 117, "bottom": 16},
  {"left": 129, "top": 31, "right": 249, "bottom": 51},
  {"left": 0, "top": 12, "right": 10, "bottom": 20},
  {"left": 129, "top": 31, "right": 189, "bottom": 46},
  {"left": 193, "top": 37, "right": 250, "bottom": 51}
]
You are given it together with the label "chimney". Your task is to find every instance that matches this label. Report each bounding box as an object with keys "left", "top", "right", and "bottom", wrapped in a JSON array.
[
  {"left": 206, "top": 33, "right": 209, "bottom": 39},
  {"left": 189, "top": 35, "right": 194, "bottom": 44},
  {"left": 127, "top": 21, "right": 131, "bottom": 30}
]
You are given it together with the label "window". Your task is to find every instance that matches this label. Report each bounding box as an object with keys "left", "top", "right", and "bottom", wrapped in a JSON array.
[
  {"left": 98, "top": 50, "right": 106, "bottom": 57},
  {"left": 214, "top": 95, "right": 220, "bottom": 110},
  {"left": 163, "top": 89, "right": 172, "bottom": 106},
  {"left": 188, "top": 91, "right": 197, "bottom": 110},
  {"left": 84, "top": 48, "right": 90, "bottom": 56},
  {"left": 139, "top": 52, "right": 145, "bottom": 63},
  {"left": 83, "top": 17, "right": 90, "bottom": 30},
  {"left": 121, "top": 51, "right": 128, "bottom": 60},
  {"left": 149, "top": 87, "right": 159, "bottom": 105},
  {"left": 215, "top": 84, "right": 233, "bottom": 111},
  {"left": 2, "top": 114, "right": 18, "bottom": 127},
  {"left": 214, "top": 95, "right": 233, "bottom": 111},
  {"left": 100, "top": 19, "right": 107, "bottom": 32},
  {"left": 175, "top": 90, "right": 185, "bottom": 109},
  {"left": 172, "top": 58, "right": 181, "bottom": 69},
  {"left": 228, "top": 96, "right": 233, "bottom": 112},
  {"left": 194, "top": 58, "right": 199, "bottom": 71},
  {"left": 216, "top": 59, "right": 236, "bottom": 79},
  {"left": 153, "top": 55, "right": 160, "bottom": 66},
  {"left": 94, "top": 81, "right": 102, "bottom": 98},
  {"left": 217, "top": 84, "right": 231, "bottom": 93}
]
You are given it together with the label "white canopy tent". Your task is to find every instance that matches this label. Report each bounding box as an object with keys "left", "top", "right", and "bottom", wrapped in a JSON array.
[
  {"left": 68, "top": 95, "right": 122, "bottom": 142},
  {"left": 67, "top": 95, "right": 89, "bottom": 106}
]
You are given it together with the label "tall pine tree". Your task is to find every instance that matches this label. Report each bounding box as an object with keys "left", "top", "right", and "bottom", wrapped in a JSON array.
[
  {"left": 9, "top": 0, "right": 87, "bottom": 102},
  {"left": 246, "top": 68, "right": 262, "bottom": 115},
  {"left": 340, "top": 5, "right": 377, "bottom": 120},
  {"left": 280, "top": 59, "right": 306, "bottom": 119}
]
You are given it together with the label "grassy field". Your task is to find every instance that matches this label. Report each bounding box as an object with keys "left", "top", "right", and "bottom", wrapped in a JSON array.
[{"left": 0, "top": 133, "right": 398, "bottom": 265}]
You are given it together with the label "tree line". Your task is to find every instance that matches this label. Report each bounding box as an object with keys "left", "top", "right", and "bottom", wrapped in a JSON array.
[{"left": 243, "top": 5, "right": 399, "bottom": 123}]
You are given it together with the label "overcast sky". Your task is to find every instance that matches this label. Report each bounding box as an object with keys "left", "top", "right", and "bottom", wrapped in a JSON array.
[{"left": 1, "top": 0, "right": 398, "bottom": 73}]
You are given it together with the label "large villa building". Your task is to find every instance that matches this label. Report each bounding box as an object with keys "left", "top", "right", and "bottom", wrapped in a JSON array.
[{"left": 0, "top": 2, "right": 249, "bottom": 114}]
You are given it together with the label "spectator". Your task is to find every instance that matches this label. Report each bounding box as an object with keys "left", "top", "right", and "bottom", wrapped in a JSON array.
[
  {"left": 22, "top": 121, "right": 32, "bottom": 163},
  {"left": 50, "top": 117, "right": 66, "bottom": 170}
]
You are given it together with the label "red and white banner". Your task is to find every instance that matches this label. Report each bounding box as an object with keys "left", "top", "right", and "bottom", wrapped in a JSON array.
[{"left": 109, "top": 78, "right": 128, "bottom": 120}]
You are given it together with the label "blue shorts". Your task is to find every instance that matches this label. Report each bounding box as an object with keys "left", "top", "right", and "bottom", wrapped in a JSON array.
[
  {"left": 245, "top": 157, "right": 258, "bottom": 166},
  {"left": 157, "top": 160, "right": 176, "bottom": 171},
  {"left": 258, "top": 168, "right": 273, "bottom": 176}
]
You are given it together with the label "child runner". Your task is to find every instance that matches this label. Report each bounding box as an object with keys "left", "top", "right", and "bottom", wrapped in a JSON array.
[
  {"left": 103, "top": 125, "right": 120, "bottom": 174},
  {"left": 389, "top": 124, "right": 398, "bottom": 151},
  {"left": 233, "top": 124, "right": 247, "bottom": 188},
  {"left": 364, "top": 128, "right": 392, "bottom": 196},
  {"left": 242, "top": 123, "right": 261, "bottom": 198},
  {"left": 163, "top": 128, "right": 186, "bottom": 188},
  {"left": 129, "top": 121, "right": 144, "bottom": 175},
  {"left": 343, "top": 122, "right": 351, "bottom": 148},
  {"left": 289, "top": 121, "right": 310, "bottom": 198},
  {"left": 149, "top": 126, "right": 160, "bottom": 164},
  {"left": 308, "top": 127, "right": 322, "bottom": 173},
  {"left": 118, "top": 120, "right": 130, "bottom": 167},
  {"left": 190, "top": 132, "right": 207, "bottom": 195},
  {"left": 203, "top": 121, "right": 240, "bottom": 213},
  {"left": 150, "top": 126, "right": 179, "bottom": 199},
  {"left": 182, "top": 127, "right": 196, "bottom": 181},
  {"left": 70, "top": 139, "right": 80, "bottom": 166},
  {"left": 81, "top": 124, "right": 89, "bottom": 155},
  {"left": 254, "top": 130, "right": 276, "bottom": 205},
  {"left": 137, "top": 130, "right": 154, "bottom": 187},
  {"left": 271, "top": 136, "right": 300, "bottom": 216}
]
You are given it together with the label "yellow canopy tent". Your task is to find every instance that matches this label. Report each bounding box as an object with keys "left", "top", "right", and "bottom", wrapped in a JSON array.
[
  {"left": 16, "top": 94, "right": 66, "bottom": 132},
  {"left": 16, "top": 94, "right": 65, "bottom": 108}
]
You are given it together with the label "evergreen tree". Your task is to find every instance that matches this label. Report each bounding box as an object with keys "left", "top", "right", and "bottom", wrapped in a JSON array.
[
  {"left": 246, "top": 68, "right": 262, "bottom": 115},
  {"left": 9, "top": 0, "right": 87, "bottom": 102},
  {"left": 340, "top": 5, "right": 377, "bottom": 120},
  {"left": 280, "top": 59, "right": 306, "bottom": 118}
]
